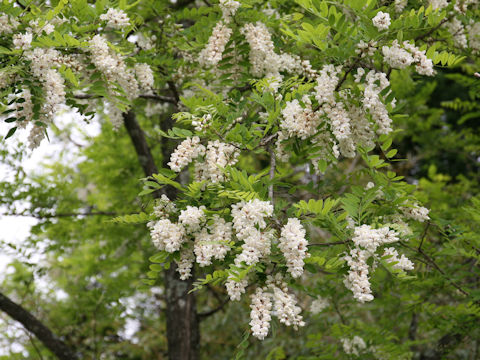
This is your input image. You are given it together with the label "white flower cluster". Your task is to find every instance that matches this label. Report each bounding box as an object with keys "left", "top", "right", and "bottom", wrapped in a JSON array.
[
  {"left": 429, "top": 0, "right": 448, "bottom": 10},
  {"left": 241, "top": 22, "right": 308, "bottom": 91},
  {"left": 280, "top": 96, "right": 320, "bottom": 140},
  {"left": 359, "top": 68, "right": 394, "bottom": 134},
  {"left": 149, "top": 218, "right": 186, "bottom": 253},
  {"left": 249, "top": 275, "right": 305, "bottom": 339},
  {"left": 269, "top": 275, "right": 305, "bottom": 329},
  {"left": 105, "top": 102, "right": 124, "bottom": 130},
  {"left": 168, "top": 136, "right": 205, "bottom": 172},
  {"left": 395, "top": 0, "right": 408, "bottom": 13},
  {"left": 310, "top": 297, "right": 329, "bottom": 314},
  {"left": 279, "top": 218, "right": 309, "bottom": 278},
  {"left": 468, "top": 22, "right": 480, "bottom": 53},
  {"left": 383, "top": 247, "right": 414, "bottom": 270},
  {"left": 135, "top": 63, "right": 154, "bottom": 91},
  {"left": 403, "top": 42, "right": 435, "bottom": 76},
  {"left": 225, "top": 199, "right": 274, "bottom": 301},
  {"left": 153, "top": 194, "right": 177, "bottom": 219},
  {"left": 382, "top": 40, "right": 414, "bottom": 69},
  {"left": 219, "top": 0, "right": 241, "bottom": 21},
  {"left": 13, "top": 32, "right": 32, "bottom": 50},
  {"left": 372, "top": 11, "right": 391, "bottom": 31},
  {"left": 231, "top": 199, "right": 274, "bottom": 267},
  {"left": 401, "top": 202, "right": 430, "bottom": 222},
  {"left": 89, "top": 35, "right": 139, "bottom": 100},
  {"left": 28, "top": 20, "right": 55, "bottom": 35},
  {"left": 176, "top": 248, "right": 195, "bottom": 280},
  {"left": 196, "top": 140, "right": 240, "bottom": 183},
  {"left": 341, "top": 336, "right": 367, "bottom": 356},
  {"left": 22, "top": 48, "right": 66, "bottom": 148},
  {"left": 192, "top": 113, "right": 211, "bottom": 132},
  {"left": 0, "top": 14, "right": 18, "bottom": 34},
  {"left": 344, "top": 224, "right": 408, "bottom": 302},
  {"left": 249, "top": 287, "right": 272, "bottom": 340},
  {"left": 179, "top": 205, "right": 206, "bottom": 233},
  {"left": 225, "top": 277, "right": 248, "bottom": 301},
  {"left": 356, "top": 40, "right": 377, "bottom": 58},
  {"left": 445, "top": 18, "right": 467, "bottom": 49},
  {"left": 100, "top": 8, "right": 131, "bottom": 29},
  {"left": 194, "top": 215, "right": 232, "bottom": 266},
  {"left": 382, "top": 40, "right": 435, "bottom": 76},
  {"left": 198, "top": 21, "right": 233, "bottom": 67},
  {"left": 314, "top": 64, "right": 341, "bottom": 105}
]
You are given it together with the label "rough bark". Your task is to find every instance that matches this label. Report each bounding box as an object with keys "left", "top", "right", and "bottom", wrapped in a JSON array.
[
  {"left": 0, "top": 292, "right": 78, "bottom": 360},
  {"left": 123, "top": 110, "right": 199, "bottom": 360}
]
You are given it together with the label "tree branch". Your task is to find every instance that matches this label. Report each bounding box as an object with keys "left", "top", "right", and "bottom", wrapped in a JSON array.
[{"left": 0, "top": 292, "right": 78, "bottom": 360}]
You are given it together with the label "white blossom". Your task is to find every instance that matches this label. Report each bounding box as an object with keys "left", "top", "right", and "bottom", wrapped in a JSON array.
[
  {"left": 194, "top": 215, "right": 232, "bottom": 266},
  {"left": 225, "top": 276, "right": 248, "bottom": 301},
  {"left": 342, "top": 336, "right": 367, "bottom": 356},
  {"left": 168, "top": 136, "right": 205, "bottom": 172},
  {"left": 149, "top": 219, "right": 186, "bottom": 253},
  {"left": 249, "top": 287, "right": 272, "bottom": 339},
  {"left": 198, "top": 21, "right": 232, "bottom": 67},
  {"left": 280, "top": 96, "right": 320, "bottom": 140},
  {"left": 219, "top": 0, "right": 240, "bottom": 21},
  {"left": 310, "top": 297, "right": 329, "bottom": 314},
  {"left": 395, "top": 0, "right": 408, "bottom": 13},
  {"left": 175, "top": 248, "right": 195, "bottom": 280},
  {"left": 153, "top": 194, "right": 177, "bottom": 219},
  {"left": 13, "top": 32, "right": 32, "bottom": 50},
  {"left": 179, "top": 205, "right": 206, "bottom": 233},
  {"left": 382, "top": 40, "right": 414, "bottom": 69},
  {"left": 362, "top": 70, "right": 393, "bottom": 135},
  {"left": 383, "top": 247, "right": 414, "bottom": 271},
  {"left": 445, "top": 18, "right": 467, "bottom": 49},
  {"left": 428, "top": 0, "right": 448, "bottom": 10},
  {"left": 372, "top": 11, "right": 391, "bottom": 31},
  {"left": 279, "top": 218, "right": 309, "bottom": 278},
  {"left": 100, "top": 8, "right": 131, "bottom": 29},
  {"left": 269, "top": 280, "right": 305, "bottom": 329},
  {"left": 89, "top": 35, "right": 139, "bottom": 99},
  {"left": 135, "top": 63, "right": 154, "bottom": 91},
  {"left": 401, "top": 202, "right": 430, "bottom": 222}
]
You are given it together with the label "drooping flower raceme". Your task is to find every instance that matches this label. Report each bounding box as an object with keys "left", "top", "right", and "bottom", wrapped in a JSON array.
[
  {"left": 383, "top": 247, "right": 414, "bottom": 271},
  {"left": 310, "top": 297, "right": 329, "bottom": 314},
  {"left": 341, "top": 336, "right": 367, "bottom": 356},
  {"left": 279, "top": 218, "right": 309, "bottom": 278},
  {"left": 198, "top": 21, "right": 233, "bottom": 67},
  {"left": 168, "top": 136, "right": 205, "bottom": 172},
  {"left": 100, "top": 8, "right": 131, "bottom": 29},
  {"left": 179, "top": 205, "right": 206, "bottom": 234},
  {"left": 148, "top": 219, "right": 186, "bottom": 253},
  {"left": 249, "top": 287, "right": 272, "bottom": 340}
]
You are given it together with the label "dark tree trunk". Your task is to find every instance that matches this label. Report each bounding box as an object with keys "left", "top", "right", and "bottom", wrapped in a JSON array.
[
  {"left": 123, "top": 111, "right": 199, "bottom": 360},
  {"left": 0, "top": 292, "right": 78, "bottom": 360}
]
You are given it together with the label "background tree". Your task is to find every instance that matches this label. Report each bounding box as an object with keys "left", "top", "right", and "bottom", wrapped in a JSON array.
[{"left": 0, "top": 0, "right": 479, "bottom": 359}]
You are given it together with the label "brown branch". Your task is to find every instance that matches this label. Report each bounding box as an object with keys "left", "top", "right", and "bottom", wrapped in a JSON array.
[
  {"left": 122, "top": 110, "right": 200, "bottom": 360},
  {"left": 198, "top": 298, "right": 229, "bottom": 318},
  {"left": 308, "top": 241, "right": 346, "bottom": 247},
  {"left": 0, "top": 292, "right": 78, "bottom": 360},
  {"left": 415, "top": 17, "right": 451, "bottom": 41},
  {"left": 73, "top": 93, "right": 176, "bottom": 104}
]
